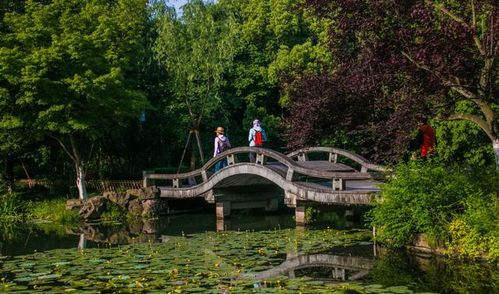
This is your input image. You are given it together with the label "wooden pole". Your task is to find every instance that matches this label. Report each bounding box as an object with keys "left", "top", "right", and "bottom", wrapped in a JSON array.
[
  {"left": 194, "top": 129, "right": 205, "bottom": 164},
  {"left": 177, "top": 131, "right": 192, "bottom": 174}
]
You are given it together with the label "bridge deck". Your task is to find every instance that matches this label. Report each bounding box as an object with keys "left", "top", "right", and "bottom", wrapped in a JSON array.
[
  {"left": 266, "top": 161, "right": 355, "bottom": 177},
  {"left": 296, "top": 180, "right": 380, "bottom": 193},
  {"left": 144, "top": 147, "right": 386, "bottom": 206}
]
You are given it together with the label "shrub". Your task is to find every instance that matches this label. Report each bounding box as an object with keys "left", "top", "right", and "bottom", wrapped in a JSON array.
[
  {"left": 369, "top": 160, "right": 489, "bottom": 247},
  {"left": 29, "top": 199, "right": 79, "bottom": 224},
  {"left": 447, "top": 194, "right": 499, "bottom": 261}
]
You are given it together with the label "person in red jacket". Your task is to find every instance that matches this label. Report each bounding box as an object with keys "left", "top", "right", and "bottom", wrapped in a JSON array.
[{"left": 417, "top": 118, "right": 436, "bottom": 158}]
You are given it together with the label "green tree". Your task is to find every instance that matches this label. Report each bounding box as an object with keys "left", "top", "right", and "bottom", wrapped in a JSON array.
[
  {"left": 216, "top": 0, "right": 326, "bottom": 149},
  {"left": 153, "top": 0, "right": 238, "bottom": 167},
  {"left": 0, "top": 0, "right": 150, "bottom": 199},
  {"left": 0, "top": 0, "right": 32, "bottom": 189}
]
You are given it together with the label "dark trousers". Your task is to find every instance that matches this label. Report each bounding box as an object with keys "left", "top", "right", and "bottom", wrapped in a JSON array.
[{"left": 214, "top": 159, "right": 227, "bottom": 172}]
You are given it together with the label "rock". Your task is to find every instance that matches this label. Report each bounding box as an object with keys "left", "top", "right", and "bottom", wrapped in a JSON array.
[
  {"left": 142, "top": 199, "right": 169, "bottom": 217},
  {"left": 79, "top": 196, "right": 109, "bottom": 220},
  {"left": 126, "top": 187, "right": 159, "bottom": 200},
  {"left": 128, "top": 221, "right": 143, "bottom": 235},
  {"left": 107, "top": 232, "right": 133, "bottom": 245},
  {"left": 66, "top": 199, "right": 83, "bottom": 210},
  {"left": 104, "top": 191, "right": 130, "bottom": 208},
  {"left": 128, "top": 198, "right": 143, "bottom": 215},
  {"left": 141, "top": 220, "right": 157, "bottom": 234}
]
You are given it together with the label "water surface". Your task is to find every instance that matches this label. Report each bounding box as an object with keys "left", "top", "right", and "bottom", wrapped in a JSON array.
[{"left": 1, "top": 212, "right": 498, "bottom": 293}]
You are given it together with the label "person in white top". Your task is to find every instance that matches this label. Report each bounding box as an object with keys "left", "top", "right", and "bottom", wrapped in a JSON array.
[
  {"left": 248, "top": 119, "right": 267, "bottom": 162},
  {"left": 213, "top": 127, "right": 231, "bottom": 172}
]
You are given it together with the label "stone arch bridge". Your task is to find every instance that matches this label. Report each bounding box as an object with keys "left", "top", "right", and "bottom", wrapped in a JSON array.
[{"left": 143, "top": 147, "right": 386, "bottom": 224}]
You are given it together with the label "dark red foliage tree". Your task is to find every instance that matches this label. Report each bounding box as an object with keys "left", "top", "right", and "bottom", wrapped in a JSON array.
[{"left": 286, "top": 0, "right": 499, "bottom": 165}]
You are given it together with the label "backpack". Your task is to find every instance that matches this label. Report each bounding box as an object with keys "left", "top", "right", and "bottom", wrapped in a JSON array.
[
  {"left": 254, "top": 130, "right": 263, "bottom": 146},
  {"left": 218, "top": 138, "right": 230, "bottom": 153}
]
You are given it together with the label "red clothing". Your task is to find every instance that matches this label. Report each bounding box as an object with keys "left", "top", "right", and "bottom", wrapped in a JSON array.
[{"left": 419, "top": 124, "right": 436, "bottom": 157}]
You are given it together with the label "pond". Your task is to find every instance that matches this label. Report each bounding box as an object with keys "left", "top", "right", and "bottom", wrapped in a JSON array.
[{"left": 1, "top": 211, "right": 498, "bottom": 293}]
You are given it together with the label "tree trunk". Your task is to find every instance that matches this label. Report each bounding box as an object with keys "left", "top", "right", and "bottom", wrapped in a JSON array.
[
  {"left": 76, "top": 164, "right": 88, "bottom": 200},
  {"left": 69, "top": 135, "right": 87, "bottom": 200},
  {"left": 494, "top": 139, "right": 499, "bottom": 172}
]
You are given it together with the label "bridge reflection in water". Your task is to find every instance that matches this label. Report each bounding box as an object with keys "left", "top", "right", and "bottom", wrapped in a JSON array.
[
  {"left": 244, "top": 251, "right": 374, "bottom": 282},
  {"left": 143, "top": 147, "right": 386, "bottom": 225},
  {"left": 73, "top": 221, "right": 376, "bottom": 284}
]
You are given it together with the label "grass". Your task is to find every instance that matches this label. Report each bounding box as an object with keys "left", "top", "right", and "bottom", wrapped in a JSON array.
[
  {"left": 28, "top": 198, "right": 79, "bottom": 224},
  {"left": 0, "top": 192, "right": 26, "bottom": 222}
]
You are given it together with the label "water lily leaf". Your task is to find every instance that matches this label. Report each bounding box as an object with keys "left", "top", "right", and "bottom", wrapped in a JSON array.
[
  {"left": 183, "top": 287, "right": 206, "bottom": 292},
  {"left": 37, "top": 274, "right": 62, "bottom": 280},
  {"left": 384, "top": 286, "right": 412, "bottom": 293},
  {"left": 13, "top": 276, "right": 35, "bottom": 282}
]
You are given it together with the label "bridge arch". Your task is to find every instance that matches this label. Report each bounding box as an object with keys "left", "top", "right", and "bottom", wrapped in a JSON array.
[
  {"left": 143, "top": 147, "right": 384, "bottom": 223},
  {"left": 159, "top": 163, "right": 299, "bottom": 205}
]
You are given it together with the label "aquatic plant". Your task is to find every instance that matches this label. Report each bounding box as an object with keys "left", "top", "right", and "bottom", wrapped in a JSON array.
[{"left": 0, "top": 228, "right": 409, "bottom": 293}]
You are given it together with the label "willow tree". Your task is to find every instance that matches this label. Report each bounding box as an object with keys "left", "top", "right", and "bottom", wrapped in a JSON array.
[
  {"left": 289, "top": 0, "right": 499, "bottom": 166},
  {"left": 153, "top": 0, "right": 237, "bottom": 168},
  {"left": 0, "top": 0, "right": 150, "bottom": 199}
]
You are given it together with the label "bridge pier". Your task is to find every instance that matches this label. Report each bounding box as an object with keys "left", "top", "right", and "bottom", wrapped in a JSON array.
[
  {"left": 295, "top": 206, "right": 306, "bottom": 226},
  {"left": 214, "top": 189, "right": 281, "bottom": 222},
  {"left": 216, "top": 218, "right": 225, "bottom": 231},
  {"left": 332, "top": 267, "right": 346, "bottom": 280},
  {"left": 216, "top": 201, "right": 231, "bottom": 219}
]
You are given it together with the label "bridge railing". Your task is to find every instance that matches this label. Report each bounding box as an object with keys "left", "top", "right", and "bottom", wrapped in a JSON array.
[
  {"left": 143, "top": 147, "right": 383, "bottom": 191},
  {"left": 287, "top": 147, "right": 387, "bottom": 173}
]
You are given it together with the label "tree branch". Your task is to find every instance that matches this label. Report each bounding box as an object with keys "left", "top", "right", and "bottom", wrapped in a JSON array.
[
  {"left": 49, "top": 134, "right": 76, "bottom": 162},
  {"left": 479, "top": 56, "right": 494, "bottom": 97},
  {"left": 471, "top": 0, "right": 476, "bottom": 28},
  {"left": 401, "top": 51, "right": 432, "bottom": 72},
  {"left": 426, "top": 0, "right": 486, "bottom": 56},
  {"left": 427, "top": 0, "right": 467, "bottom": 24},
  {"left": 402, "top": 51, "right": 496, "bottom": 131},
  {"left": 69, "top": 134, "right": 81, "bottom": 166},
  {"left": 448, "top": 84, "right": 496, "bottom": 125},
  {"left": 448, "top": 113, "right": 495, "bottom": 141}
]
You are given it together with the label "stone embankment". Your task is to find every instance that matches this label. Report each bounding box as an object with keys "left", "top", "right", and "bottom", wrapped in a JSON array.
[{"left": 66, "top": 187, "right": 166, "bottom": 221}]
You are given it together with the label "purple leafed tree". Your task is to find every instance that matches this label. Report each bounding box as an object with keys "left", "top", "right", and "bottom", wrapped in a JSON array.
[{"left": 286, "top": 0, "right": 499, "bottom": 165}]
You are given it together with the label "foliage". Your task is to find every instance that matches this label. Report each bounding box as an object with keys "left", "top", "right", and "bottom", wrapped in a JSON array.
[
  {"left": 432, "top": 101, "right": 495, "bottom": 166},
  {"left": 368, "top": 249, "right": 499, "bottom": 293},
  {"left": 304, "top": 206, "right": 319, "bottom": 223},
  {"left": 446, "top": 194, "right": 499, "bottom": 261},
  {"left": 0, "top": 192, "right": 26, "bottom": 221},
  {"left": 369, "top": 160, "right": 493, "bottom": 247},
  {"left": 288, "top": 0, "right": 499, "bottom": 163},
  {"left": 100, "top": 204, "right": 127, "bottom": 223},
  {"left": 0, "top": 0, "right": 151, "bottom": 198},
  {"left": 153, "top": 0, "right": 238, "bottom": 165},
  {"left": 0, "top": 228, "right": 378, "bottom": 292},
  {"left": 0, "top": 0, "right": 333, "bottom": 184},
  {"left": 29, "top": 198, "right": 78, "bottom": 224}
]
